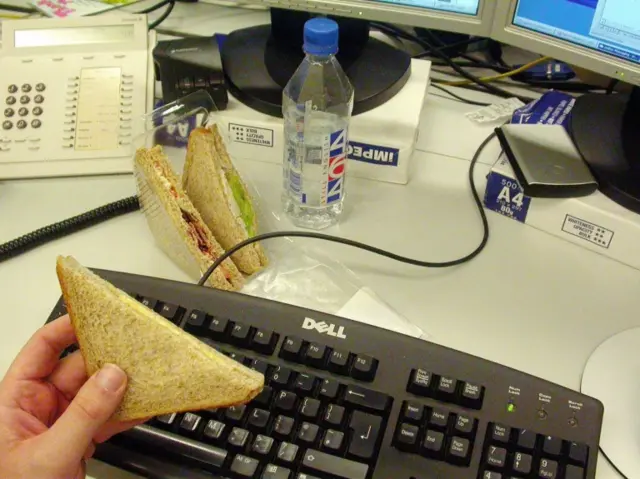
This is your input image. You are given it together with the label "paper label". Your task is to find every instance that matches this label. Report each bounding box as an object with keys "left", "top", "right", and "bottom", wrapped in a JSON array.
[{"left": 466, "top": 98, "right": 526, "bottom": 124}]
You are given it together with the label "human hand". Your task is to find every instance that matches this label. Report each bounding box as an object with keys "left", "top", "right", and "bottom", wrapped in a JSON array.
[{"left": 0, "top": 315, "right": 143, "bottom": 479}]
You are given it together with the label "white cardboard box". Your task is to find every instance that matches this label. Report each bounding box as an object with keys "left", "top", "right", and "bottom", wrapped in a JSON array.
[
  {"left": 212, "top": 58, "right": 433, "bottom": 185},
  {"left": 484, "top": 155, "right": 640, "bottom": 272}
]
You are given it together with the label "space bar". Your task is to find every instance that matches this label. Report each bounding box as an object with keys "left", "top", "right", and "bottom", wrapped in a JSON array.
[
  {"left": 302, "top": 449, "right": 368, "bottom": 479},
  {"left": 124, "top": 424, "right": 228, "bottom": 467}
]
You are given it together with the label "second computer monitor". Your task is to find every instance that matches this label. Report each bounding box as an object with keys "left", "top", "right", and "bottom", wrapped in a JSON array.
[{"left": 239, "top": 0, "right": 496, "bottom": 36}]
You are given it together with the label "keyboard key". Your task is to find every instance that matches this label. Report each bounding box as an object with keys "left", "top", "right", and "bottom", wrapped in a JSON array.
[
  {"left": 273, "top": 415, "right": 295, "bottom": 439},
  {"left": 486, "top": 445, "right": 507, "bottom": 468},
  {"left": 394, "top": 423, "right": 419, "bottom": 452},
  {"left": 421, "top": 429, "right": 444, "bottom": 458},
  {"left": 231, "top": 322, "right": 253, "bottom": 346},
  {"left": 401, "top": 401, "right": 424, "bottom": 423},
  {"left": 347, "top": 411, "right": 382, "bottom": 461},
  {"left": 262, "top": 464, "right": 291, "bottom": 479},
  {"left": 294, "top": 373, "right": 317, "bottom": 395},
  {"left": 156, "top": 413, "right": 177, "bottom": 427},
  {"left": 461, "top": 382, "right": 484, "bottom": 409},
  {"left": 565, "top": 465, "right": 585, "bottom": 479},
  {"left": 428, "top": 408, "right": 449, "bottom": 429},
  {"left": 351, "top": 354, "right": 378, "bottom": 382},
  {"left": 185, "top": 310, "right": 207, "bottom": 331},
  {"left": 269, "top": 366, "right": 292, "bottom": 388},
  {"left": 275, "top": 391, "right": 298, "bottom": 413},
  {"left": 300, "top": 397, "right": 321, "bottom": 420},
  {"left": 230, "top": 454, "right": 259, "bottom": 478},
  {"left": 203, "top": 420, "right": 226, "bottom": 442},
  {"left": 252, "top": 434, "right": 275, "bottom": 457},
  {"left": 453, "top": 414, "right": 475, "bottom": 437},
  {"left": 254, "top": 385, "right": 273, "bottom": 407},
  {"left": 158, "top": 302, "right": 183, "bottom": 323},
  {"left": 436, "top": 376, "right": 458, "bottom": 400},
  {"left": 319, "top": 378, "right": 340, "bottom": 401},
  {"left": 302, "top": 449, "right": 368, "bottom": 479},
  {"left": 228, "top": 427, "right": 250, "bottom": 450},
  {"left": 342, "top": 384, "right": 391, "bottom": 413},
  {"left": 247, "top": 408, "right": 270, "bottom": 431},
  {"left": 569, "top": 442, "right": 588, "bottom": 466},
  {"left": 208, "top": 317, "right": 229, "bottom": 339},
  {"left": 179, "top": 413, "right": 202, "bottom": 434},
  {"left": 328, "top": 349, "right": 350, "bottom": 374},
  {"left": 277, "top": 442, "right": 299, "bottom": 464},
  {"left": 305, "top": 342, "right": 328, "bottom": 368},
  {"left": 446, "top": 437, "right": 471, "bottom": 466},
  {"left": 491, "top": 423, "right": 511, "bottom": 443},
  {"left": 297, "top": 474, "right": 321, "bottom": 479},
  {"left": 517, "top": 429, "right": 537, "bottom": 450},
  {"left": 323, "top": 404, "right": 345, "bottom": 427},
  {"left": 298, "top": 422, "right": 320, "bottom": 445},
  {"left": 482, "top": 473, "right": 502, "bottom": 479},
  {"left": 280, "top": 336, "right": 305, "bottom": 362},
  {"left": 224, "top": 405, "right": 247, "bottom": 424},
  {"left": 512, "top": 451, "right": 532, "bottom": 474},
  {"left": 251, "top": 328, "right": 278, "bottom": 355},
  {"left": 250, "top": 358, "right": 269, "bottom": 375},
  {"left": 322, "top": 429, "right": 344, "bottom": 453},
  {"left": 543, "top": 436, "right": 563, "bottom": 456},
  {"left": 539, "top": 458, "right": 558, "bottom": 478},
  {"left": 138, "top": 296, "right": 158, "bottom": 310},
  {"left": 407, "top": 368, "right": 433, "bottom": 396},
  {"left": 227, "top": 351, "right": 247, "bottom": 364}
]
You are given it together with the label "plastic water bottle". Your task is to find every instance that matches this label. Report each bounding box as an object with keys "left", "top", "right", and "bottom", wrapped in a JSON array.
[{"left": 281, "top": 17, "right": 354, "bottom": 230}]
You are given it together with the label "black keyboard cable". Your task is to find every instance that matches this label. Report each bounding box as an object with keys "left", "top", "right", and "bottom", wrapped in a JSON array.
[{"left": 0, "top": 132, "right": 496, "bottom": 277}]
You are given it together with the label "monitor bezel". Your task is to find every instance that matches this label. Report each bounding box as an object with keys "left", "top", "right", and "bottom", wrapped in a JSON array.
[
  {"left": 239, "top": 0, "right": 496, "bottom": 36},
  {"left": 491, "top": 0, "right": 640, "bottom": 87}
]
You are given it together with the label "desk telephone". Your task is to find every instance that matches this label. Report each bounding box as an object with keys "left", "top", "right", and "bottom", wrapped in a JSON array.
[{"left": 0, "top": 15, "right": 156, "bottom": 179}]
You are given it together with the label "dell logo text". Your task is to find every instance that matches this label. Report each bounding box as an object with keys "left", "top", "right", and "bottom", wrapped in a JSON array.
[{"left": 302, "top": 317, "right": 347, "bottom": 339}]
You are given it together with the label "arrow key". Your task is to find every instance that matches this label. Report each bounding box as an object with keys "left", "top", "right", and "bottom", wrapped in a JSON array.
[{"left": 348, "top": 411, "right": 382, "bottom": 461}]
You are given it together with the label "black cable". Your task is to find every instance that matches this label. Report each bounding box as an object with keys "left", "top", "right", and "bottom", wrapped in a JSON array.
[
  {"left": 0, "top": 196, "right": 140, "bottom": 263},
  {"left": 198, "top": 132, "right": 497, "bottom": 287},
  {"left": 137, "top": 0, "right": 172, "bottom": 14},
  {"left": 147, "top": 0, "right": 175, "bottom": 30},
  {"left": 599, "top": 446, "right": 629, "bottom": 479},
  {"left": 371, "top": 23, "right": 532, "bottom": 103},
  {"left": 431, "top": 84, "right": 492, "bottom": 106}
]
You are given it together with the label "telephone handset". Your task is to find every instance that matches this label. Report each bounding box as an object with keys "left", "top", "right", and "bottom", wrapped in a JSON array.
[{"left": 0, "top": 15, "right": 156, "bottom": 179}]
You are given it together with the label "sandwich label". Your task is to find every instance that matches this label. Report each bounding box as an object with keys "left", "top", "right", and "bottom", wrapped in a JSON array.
[
  {"left": 229, "top": 123, "right": 274, "bottom": 148},
  {"left": 302, "top": 317, "right": 347, "bottom": 339}
]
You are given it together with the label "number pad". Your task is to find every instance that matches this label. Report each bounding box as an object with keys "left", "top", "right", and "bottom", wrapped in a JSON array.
[
  {"left": 2, "top": 82, "right": 45, "bottom": 131},
  {"left": 481, "top": 423, "right": 589, "bottom": 478}
]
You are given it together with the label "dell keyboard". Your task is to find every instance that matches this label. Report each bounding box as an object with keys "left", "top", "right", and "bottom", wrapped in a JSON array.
[{"left": 45, "top": 268, "right": 604, "bottom": 479}]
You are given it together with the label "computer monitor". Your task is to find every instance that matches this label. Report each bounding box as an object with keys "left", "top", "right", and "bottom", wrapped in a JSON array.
[
  {"left": 221, "top": 0, "right": 496, "bottom": 117},
  {"left": 492, "top": 2, "right": 640, "bottom": 477},
  {"left": 491, "top": 0, "right": 640, "bottom": 213}
]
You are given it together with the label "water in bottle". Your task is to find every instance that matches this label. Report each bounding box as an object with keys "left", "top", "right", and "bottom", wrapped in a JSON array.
[{"left": 282, "top": 17, "right": 354, "bottom": 230}]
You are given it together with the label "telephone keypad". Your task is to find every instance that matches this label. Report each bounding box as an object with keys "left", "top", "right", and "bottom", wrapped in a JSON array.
[
  {"left": 3, "top": 81, "right": 46, "bottom": 130},
  {"left": 4, "top": 108, "right": 14, "bottom": 118},
  {"left": 7, "top": 85, "right": 17, "bottom": 94},
  {"left": 2, "top": 120, "right": 12, "bottom": 130},
  {"left": 6, "top": 96, "right": 15, "bottom": 105}
]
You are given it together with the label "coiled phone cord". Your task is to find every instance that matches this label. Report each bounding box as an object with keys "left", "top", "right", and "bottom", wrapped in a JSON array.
[{"left": 0, "top": 196, "right": 140, "bottom": 263}]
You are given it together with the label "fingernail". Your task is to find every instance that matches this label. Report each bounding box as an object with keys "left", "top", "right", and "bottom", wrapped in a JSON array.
[{"left": 96, "top": 364, "right": 126, "bottom": 392}]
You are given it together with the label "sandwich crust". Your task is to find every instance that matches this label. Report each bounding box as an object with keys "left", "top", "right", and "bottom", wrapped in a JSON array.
[
  {"left": 134, "top": 145, "right": 244, "bottom": 291},
  {"left": 56, "top": 256, "right": 264, "bottom": 421},
  {"left": 183, "top": 126, "right": 268, "bottom": 275}
]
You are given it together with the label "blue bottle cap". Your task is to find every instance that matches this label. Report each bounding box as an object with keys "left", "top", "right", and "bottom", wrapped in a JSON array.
[{"left": 303, "top": 17, "right": 339, "bottom": 56}]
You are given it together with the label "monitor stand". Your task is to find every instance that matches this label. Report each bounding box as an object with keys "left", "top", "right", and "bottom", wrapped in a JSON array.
[
  {"left": 568, "top": 86, "right": 640, "bottom": 213},
  {"left": 581, "top": 326, "right": 640, "bottom": 478},
  {"left": 220, "top": 8, "right": 412, "bottom": 118}
]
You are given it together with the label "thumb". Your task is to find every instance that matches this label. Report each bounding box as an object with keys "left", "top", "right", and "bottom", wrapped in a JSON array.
[{"left": 42, "top": 364, "right": 128, "bottom": 459}]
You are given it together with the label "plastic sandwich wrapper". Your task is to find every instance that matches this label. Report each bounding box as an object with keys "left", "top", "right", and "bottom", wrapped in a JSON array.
[{"left": 131, "top": 90, "right": 426, "bottom": 340}]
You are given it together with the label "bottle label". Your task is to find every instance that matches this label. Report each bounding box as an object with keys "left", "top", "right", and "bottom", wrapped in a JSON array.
[{"left": 324, "top": 128, "right": 347, "bottom": 204}]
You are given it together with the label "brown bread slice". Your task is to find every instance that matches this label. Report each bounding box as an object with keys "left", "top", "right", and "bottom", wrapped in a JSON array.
[{"left": 56, "top": 255, "right": 264, "bottom": 421}]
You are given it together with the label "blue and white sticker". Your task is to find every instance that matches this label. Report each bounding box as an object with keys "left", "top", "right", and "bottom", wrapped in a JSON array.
[
  {"left": 348, "top": 141, "right": 399, "bottom": 166},
  {"left": 484, "top": 173, "right": 531, "bottom": 223}
]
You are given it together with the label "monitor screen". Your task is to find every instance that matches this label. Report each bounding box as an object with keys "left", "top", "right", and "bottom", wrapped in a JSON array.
[
  {"left": 371, "top": 0, "right": 480, "bottom": 16},
  {"left": 512, "top": 0, "right": 640, "bottom": 65}
]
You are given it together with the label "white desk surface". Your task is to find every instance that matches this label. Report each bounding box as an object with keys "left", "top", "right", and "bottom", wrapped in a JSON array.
[{"left": 0, "top": 3, "right": 635, "bottom": 479}]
